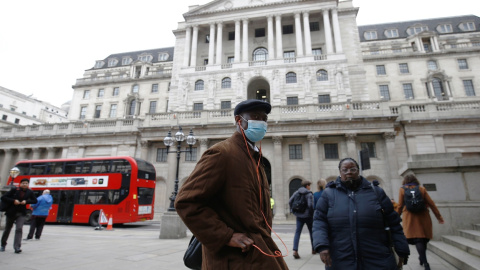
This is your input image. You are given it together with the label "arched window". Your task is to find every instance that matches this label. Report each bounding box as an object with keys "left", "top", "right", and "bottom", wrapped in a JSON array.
[
  {"left": 286, "top": 72, "right": 297, "bottom": 84},
  {"left": 433, "top": 78, "right": 448, "bottom": 100},
  {"left": 288, "top": 178, "right": 303, "bottom": 198},
  {"left": 128, "top": 100, "right": 136, "bottom": 116},
  {"left": 195, "top": 80, "right": 204, "bottom": 90},
  {"left": 316, "top": 69, "right": 328, "bottom": 81},
  {"left": 253, "top": 47, "right": 268, "bottom": 61},
  {"left": 221, "top": 77, "right": 231, "bottom": 89}
]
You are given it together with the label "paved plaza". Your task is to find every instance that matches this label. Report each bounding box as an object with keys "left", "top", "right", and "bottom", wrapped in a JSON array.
[{"left": 0, "top": 221, "right": 457, "bottom": 270}]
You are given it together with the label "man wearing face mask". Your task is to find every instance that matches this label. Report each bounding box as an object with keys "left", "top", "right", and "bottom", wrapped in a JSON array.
[{"left": 176, "top": 99, "right": 288, "bottom": 269}]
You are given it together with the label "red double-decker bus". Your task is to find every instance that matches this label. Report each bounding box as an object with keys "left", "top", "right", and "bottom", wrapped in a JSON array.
[{"left": 7, "top": 156, "right": 156, "bottom": 226}]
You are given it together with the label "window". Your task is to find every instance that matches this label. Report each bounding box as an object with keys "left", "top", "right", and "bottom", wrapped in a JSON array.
[
  {"left": 128, "top": 100, "right": 136, "bottom": 116},
  {"left": 14, "top": 118, "right": 20, "bottom": 124},
  {"left": 138, "top": 54, "right": 153, "bottom": 62},
  {"left": 132, "top": 85, "right": 139, "bottom": 93},
  {"left": 185, "top": 147, "right": 198, "bottom": 162},
  {"left": 286, "top": 72, "right": 297, "bottom": 84},
  {"left": 221, "top": 101, "right": 231, "bottom": 109},
  {"left": 312, "top": 48, "right": 322, "bottom": 55},
  {"left": 149, "top": 101, "right": 157, "bottom": 114},
  {"left": 407, "top": 25, "right": 428, "bottom": 35},
  {"left": 283, "top": 50, "right": 295, "bottom": 63},
  {"left": 122, "top": 57, "right": 132, "bottom": 65},
  {"left": 287, "top": 97, "right": 298, "bottom": 105},
  {"left": 83, "top": 90, "right": 90, "bottom": 99},
  {"left": 255, "top": 28, "right": 265, "bottom": 37},
  {"left": 403, "top": 83, "right": 414, "bottom": 99},
  {"left": 98, "top": 89, "right": 105, "bottom": 97},
  {"left": 433, "top": 78, "right": 447, "bottom": 100},
  {"left": 80, "top": 106, "right": 87, "bottom": 119},
  {"left": 463, "top": 80, "right": 475, "bottom": 96},
  {"left": 376, "top": 65, "right": 386, "bottom": 75},
  {"left": 364, "top": 31, "right": 377, "bottom": 40},
  {"left": 324, "top": 144, "right": 339, "bottom": 159},
  {"left": 94, "top": 105, "right": 102, "bottom": 118},
  {"left": 360, "top": 142, "right": 377, "bottom": 158},
  {"left": 227, "top": 56, "right": 234, "bottom": 63},
  {"left": 458, "top": 59, "right": 469, "bottom": 70},
  {"left": 2, "top": 115, "right": 6, "bottom": 121},
  {"left": 158, "top": 53, "right": 169, "bottom": 61},
  {"left": 379, "top": 85, "right": 390, "bottom": 101},
  {"left": 156, "top": 148, "right": 168, "bottom": 162},
  {"left": 399, "top": 63, "right": 409, "bottom": 74},
  {"left": 109, "top": 104, "right": 117, "bottom": 118},
  {"left": 289, "top": 144, "right": 303, "bottom": 159},
  {"left": 152, "top": 84, "right": 158, "bottom": 93},
  {"left": 253, "top": 47, "right": 268, "bottom": 62},
  {"left": 384, "top": 29, "right": 399, "bottom": 38},
  {"left": 203, "top": 59, "right": 208, "bottom": 65},
  {"left": 459, "top": 22, "right": 476, "bottom": 31},
  {"left": 283, "top": 25, "right": 294, "bottom": 34},
  {"left": 316, "top": 69, "right": 328, "bottom": 81},
  {"left": 437, "top": 24, "right": 453, "bottom": 33},
  {"left": 228, "top": 31, "right": 235, "bottom": 40},
  {"left": 107, "top": 59, "right": 118, "bottom": 67},
  {"left": 195, "top": 80, "right": 204, "bottom": 90},
  {"left": 94, "top": 61, "right": 104, "bottom": 68},
  {"left": 112, "top": 87, "right": 119, "bottom": 96},
  {"left": 310, "top": 22, "right": 320, "bottom": 31},
  {"left": 193, "top": 103, "right": 203, "bottom": 118},
  {"left": 427, "top": 60, "right": 438, "bottom": 70},
  {"left": 318, "top": 94, "right": 331, "bottom": 103},
  {"left": 221, "top": 77, "right": 231, "bottom": 89},
  {"left": 205, "top": 34, "right": 210, "bottom": 43}
]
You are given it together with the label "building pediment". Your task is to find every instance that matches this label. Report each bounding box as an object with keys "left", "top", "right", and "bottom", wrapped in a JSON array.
[{"left": 184, "top": 0, "right": 305, "bottom": 17}]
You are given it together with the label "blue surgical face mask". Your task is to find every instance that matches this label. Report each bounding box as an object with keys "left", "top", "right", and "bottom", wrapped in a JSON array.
[{"left": 240, "top": 116, "right": 268, "bottom": 142}]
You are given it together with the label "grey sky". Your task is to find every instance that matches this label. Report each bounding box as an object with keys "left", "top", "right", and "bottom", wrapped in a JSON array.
[{"left": 0, "top": 0, "right": 477, "bottom": 106}]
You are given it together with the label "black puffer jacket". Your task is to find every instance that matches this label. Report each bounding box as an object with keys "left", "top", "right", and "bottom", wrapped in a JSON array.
[{"left": 312, "top": 177, "right": 409, "bottom": 270}]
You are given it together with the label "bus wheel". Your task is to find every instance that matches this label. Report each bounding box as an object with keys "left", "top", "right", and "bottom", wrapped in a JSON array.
[{"left": 89, "top": 211, "right": 100, "bottom": 227}]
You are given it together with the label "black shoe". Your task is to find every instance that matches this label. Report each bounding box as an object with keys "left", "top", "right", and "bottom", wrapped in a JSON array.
[
  {"left": 0, "top": 246, "right": 5, "bottom": 252},
  {"left": 24, "top": 238, "right": 32, "bottom": 241},
  {"left": 424, "top": 263, "right": 430, "bottom": 270},
  {"left": 14, "top": 249, "right": 22, "bottom": 254}
]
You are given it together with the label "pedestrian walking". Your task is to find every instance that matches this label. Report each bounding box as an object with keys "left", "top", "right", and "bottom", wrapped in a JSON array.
[
  {"left": 289, "top": 180, "right": 315, "bottom": 259},
  {"left": 313, "top": 179, "right": 326, "bottom": 208},
  {"left": 313, "top": 158, "right": 410, "bottom": 269},
  {"left": 1, "top": 178, "right": 37, "bottom": 253},
  {"left": 26, "top": 189, "right": 53, "bottom": 240},
  {"left": 397, "top": 174, "right": 444, "bottom": 270}
]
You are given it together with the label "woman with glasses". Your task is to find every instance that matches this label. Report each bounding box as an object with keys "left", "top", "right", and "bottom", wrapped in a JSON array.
[{"left": 312, "top": 158, "right": 410, "bottom": 269}]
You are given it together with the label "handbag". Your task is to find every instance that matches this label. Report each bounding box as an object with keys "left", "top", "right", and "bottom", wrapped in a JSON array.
[{"left": 183, "top": 235, "right": 202, "bottom": 270}]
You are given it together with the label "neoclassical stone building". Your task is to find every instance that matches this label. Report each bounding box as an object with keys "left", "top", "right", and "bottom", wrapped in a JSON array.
[{"left": 0, "top": 1, "right": 479, "bottom": 232}]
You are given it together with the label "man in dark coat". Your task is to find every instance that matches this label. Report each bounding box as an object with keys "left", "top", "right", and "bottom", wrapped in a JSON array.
[
  {"left": 175, "top": 99, "right": 288, "bottom": 269},
  {"left": 1, "top": 178, "right": 38, "bottom": 253}
]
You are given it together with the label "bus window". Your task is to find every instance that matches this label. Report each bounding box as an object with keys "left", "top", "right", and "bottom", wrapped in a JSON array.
[
  {"left": 138, "top": 187, "right": 154, "bottom": 205},
  {"left": 51, "top": 162, "right": 64, "bottom": 174},
  {"left": 88, "top": 191, "right": 109, "bottom": 204},
  {"left": 112, "top": 160, "right": 131, "bottom": 174},
  {"left": 135, "top": 158, "right": 156, "bottom": 180},
  {"left": 78, "top": 191, "right": 88, "bottom": 204},
  {"left": 49, "top": 190, "right": 60, "bottom": 204},
  {"left": 16, "top": 164, "right": 30, "bottom": 176},
  {"left": 81, "top": 161, "right": 93, "bottom": 174},
  {"left": 91, "top": 160, "right": 111, "bottom": 173},
  {"left": 30, "top": 163, "right": 48, "bottom": 175},
  {"left": 65, "top": 161, "right": 82, "bottom": 174}
]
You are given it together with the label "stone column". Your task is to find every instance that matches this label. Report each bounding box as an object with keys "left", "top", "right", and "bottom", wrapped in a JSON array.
[
  {"left": 445, "top": 80, "right": 452, "bottom": 97},
  {"left": 183, "top": 26, "right": 192, "bottom": 67},
  {"left": 17, "top": 148, "right": 27, "bottom": 161},
  {"left": 275, "top": 15, "right": 283, "bottom": 59},
  {"left": 234, "top": 20, "right": 241, "bottom": 62},
  {"left": 294, "top": 12, "right": 304, "bottom": 57},
  {"left": 345, "top": 133, "right": 357, "bottom": 158},
  {"left": 78, "top": 146, "right": 85, "bottom": 158},
  {"left": 331, "top": 8, "right": 343, "bottom": 53},
  {"left": 267, "top": 15, "right": 275, "bottom": 59},
  {"left": 216, "top": 22, "right": 223, "bottom": 65},
  {"left": 303, "top": 12, "right": 312, "bottom": 56},
  {"left": 242, "top": 19, "right": 249, "bottom": 62},
  {"left": 0, "top": 149, "right": 13, "bottom": 186},
  {"left": 61, "top": 148, "right": 69, "bottom": 159},
  {"left": 46, "top": 147, "right": 56, "bottom": 159},
  {"left": 308, "top": 135, "right": 319, "bottom": 183},
  {"left": 208, "top": 23, "right": 216, "bottom": 65},
  {"left": 31, "top": 148, "right": 41, "bottom": 160},
  {"left": 384, "top": 132, "right": 399, "bottom": 197},
  {"left": 434, "top": 135, "right": 446, "bottom": 153},
  {"left": 272, "top": 136, "right": 286, "bottom": 221},
  {"left": 322, "top": 9, "right": 333, "bottom": 54},
  {"left": 428, "top": 82, "right": 435, "bottom": 98},
  {"left": 199, "top": 138, "right": 209, "bottom": 156},
  {"left": 190, "top": 25, "right": 199, "bottom": 67}
]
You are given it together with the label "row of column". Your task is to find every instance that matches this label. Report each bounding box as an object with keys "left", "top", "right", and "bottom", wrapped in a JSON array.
[{"left": 183, "top": 9, "right": 343, "bottom": 67}]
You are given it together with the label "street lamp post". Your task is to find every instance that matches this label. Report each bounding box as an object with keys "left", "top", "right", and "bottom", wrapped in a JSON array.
[
  {"left": 9, "top": 167, "right": 20, "bottom": 186},
  {"left": 159, "top": 127, "right": 196, "bottom": 239},
  {"left": 163, "top": 127, "right": 196, "bottom": 211}
]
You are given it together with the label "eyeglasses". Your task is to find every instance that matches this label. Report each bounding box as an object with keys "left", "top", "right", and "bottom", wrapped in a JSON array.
[{"left": 340, "top": 168, "right": 358, "bottom": 174}]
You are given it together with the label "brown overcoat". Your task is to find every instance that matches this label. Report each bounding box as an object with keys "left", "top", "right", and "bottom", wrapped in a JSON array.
[
  {"left": 396, "top": 186, "right": 444, "bottom": 239},
  {"left": 175, "top": 132, "right": 288, "bottom": 270}
]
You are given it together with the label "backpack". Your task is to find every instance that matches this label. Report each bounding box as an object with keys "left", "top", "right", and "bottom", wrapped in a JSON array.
[
  {"left": 291, "top": 192, "right": 308, "bottom": 213},
  {"left": 403, "top": 186, "right": 426, "bottom": 213}
]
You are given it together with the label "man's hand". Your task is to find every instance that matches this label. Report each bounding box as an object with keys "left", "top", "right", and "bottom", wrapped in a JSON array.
[
  {"left": 21, "top": 200, "right": 27, "bottom": 205},
  {"left": 227, "top": 233, "right": 254, "bottom": 253},
  {"left": 14, "top": 200, "right": 20, "bottom": 205},
  {"left": 319, "top": 250, "right": 332, "bottom": 267}
]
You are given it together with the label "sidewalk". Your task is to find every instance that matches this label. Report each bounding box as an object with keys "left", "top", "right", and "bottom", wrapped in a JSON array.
[{"left": 0, "top": 221, "right": 457, "bottom": 270}]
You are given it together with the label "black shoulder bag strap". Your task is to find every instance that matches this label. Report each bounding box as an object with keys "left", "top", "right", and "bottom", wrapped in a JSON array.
[{"left": 370, "top": 182, "right": 394, "bottom": 251}]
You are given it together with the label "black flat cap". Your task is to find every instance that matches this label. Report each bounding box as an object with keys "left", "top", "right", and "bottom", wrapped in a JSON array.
[{"left": 234, "top": 99, "right": 271, "bottom": 115}]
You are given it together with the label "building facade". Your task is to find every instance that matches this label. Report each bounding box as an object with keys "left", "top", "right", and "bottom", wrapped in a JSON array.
[{"left": 0, "top": 1, "right": 479, "bottom": 232}]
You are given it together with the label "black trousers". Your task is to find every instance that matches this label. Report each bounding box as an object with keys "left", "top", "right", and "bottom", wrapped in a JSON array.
[
  {"left": 27, "top": 216, "right": 47, "bottom": 239},
  {"left": 1, "top": 212, "right": 26, "bottom": 250}
]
